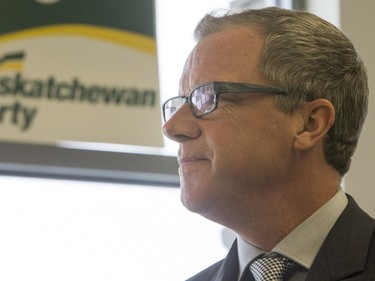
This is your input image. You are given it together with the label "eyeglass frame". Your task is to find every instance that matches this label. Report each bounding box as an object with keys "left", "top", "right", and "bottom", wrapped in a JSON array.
[{"left": 162, "top": 81, "right": 287, "bottom": 122}]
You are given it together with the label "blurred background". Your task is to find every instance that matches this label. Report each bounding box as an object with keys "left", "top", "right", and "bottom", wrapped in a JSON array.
[{"left": 0, "top": 0, "right": 374, "bottom": 280}]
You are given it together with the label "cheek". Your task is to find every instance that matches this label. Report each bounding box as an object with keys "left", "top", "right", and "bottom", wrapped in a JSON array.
[
  {"left": 208, "top": 118, "right": 293, "bottom": 180},
  {"left": 205, "top": 124, "right": 256, "bottom": 178},
  {"left": 179, "top": 112, "right": 295, "bottom": 213}
]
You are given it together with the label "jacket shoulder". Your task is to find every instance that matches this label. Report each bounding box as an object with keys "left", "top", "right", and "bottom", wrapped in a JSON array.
[{"left": 307, "top": 195, "right": 375, "bottom": 280}]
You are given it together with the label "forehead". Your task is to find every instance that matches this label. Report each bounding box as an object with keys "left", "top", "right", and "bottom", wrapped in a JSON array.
[{"left": 180, "top": 26, "right": 267, "bottom": 92}]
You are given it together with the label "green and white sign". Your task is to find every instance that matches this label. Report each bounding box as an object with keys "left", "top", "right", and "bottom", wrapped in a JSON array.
[{"left": 0, "top": 0, "right": 162, "bottom": 147}]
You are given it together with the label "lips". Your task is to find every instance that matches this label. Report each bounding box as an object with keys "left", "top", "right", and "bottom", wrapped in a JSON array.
[
  {"left": 178, "top": 146, "right": 211, "bottom": 167},
  {"left": 178, "top": 157, "right": 209, "bottom": 166}
]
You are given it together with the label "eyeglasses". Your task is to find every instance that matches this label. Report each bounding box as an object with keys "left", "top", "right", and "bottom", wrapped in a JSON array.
[{"left": 162, "top": 81, "right": 287, "bottom": 122}]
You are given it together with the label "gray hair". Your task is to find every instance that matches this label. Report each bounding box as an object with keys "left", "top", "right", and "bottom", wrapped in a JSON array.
[{"left": 194, "top": 7, "right": 368, "bottom": 175}]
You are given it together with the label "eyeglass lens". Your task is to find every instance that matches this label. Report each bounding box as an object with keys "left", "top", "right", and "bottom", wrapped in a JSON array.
[
  {"left": 163, "top": 84, "right": 216, "bottom": 122},
  {"left": 191, "top": 84, "right": 216, "bottom": 116},
  {"left": 163, "top": 97, "right": 184, "bottom": 121}
]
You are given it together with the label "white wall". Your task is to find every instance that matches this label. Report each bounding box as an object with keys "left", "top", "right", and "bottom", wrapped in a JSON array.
[{"left": 0, "top": 176, "right": 227, "bottom": 281}]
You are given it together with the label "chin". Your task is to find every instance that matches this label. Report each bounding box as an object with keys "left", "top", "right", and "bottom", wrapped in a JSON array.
[{"left": 180, "top": 183, "right": 214, "bottom": 216}]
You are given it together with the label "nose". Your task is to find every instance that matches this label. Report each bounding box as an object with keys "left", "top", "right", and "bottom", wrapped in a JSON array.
[{"left": 162, "top": 103, "right": 201, "bottom": 143}]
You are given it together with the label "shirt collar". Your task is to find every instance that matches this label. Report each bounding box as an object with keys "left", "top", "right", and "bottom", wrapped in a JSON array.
[
  {"left": 274, "top": 188, "right": 348, "bottom": 268},
  {"left": 237, "top": 188, "right": 348, "bottom": 275},
  {"left": 237, "top": 235, "right": 265, "bottom": 277}
]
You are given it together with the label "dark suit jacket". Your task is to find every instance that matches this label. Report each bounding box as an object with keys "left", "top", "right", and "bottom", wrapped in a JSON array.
[{"left": 186, "top": 195, "right": 375, "bottom": 281}]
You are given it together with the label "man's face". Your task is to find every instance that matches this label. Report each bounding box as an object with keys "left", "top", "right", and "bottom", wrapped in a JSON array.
[{"left": 163, "top": 27, "right": 298, "bottom": 222}]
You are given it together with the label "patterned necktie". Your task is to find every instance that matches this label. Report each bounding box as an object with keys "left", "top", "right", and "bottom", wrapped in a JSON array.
[{"left": 249, "top": 254, "right": 297, "bottom": 281}]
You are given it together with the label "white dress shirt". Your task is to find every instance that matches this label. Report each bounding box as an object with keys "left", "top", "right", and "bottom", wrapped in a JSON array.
[{"left": 237, "top": 188, "right": 348, "bottom": 280}]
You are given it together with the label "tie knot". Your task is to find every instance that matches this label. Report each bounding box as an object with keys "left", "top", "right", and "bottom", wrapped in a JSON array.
[{"left": 249, "top": 254, "right": 297, "bottom": 281}]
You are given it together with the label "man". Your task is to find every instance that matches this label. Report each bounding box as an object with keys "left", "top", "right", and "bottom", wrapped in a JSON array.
[{"left": 162, "top": 7, "right": 375, "bottom": 281}]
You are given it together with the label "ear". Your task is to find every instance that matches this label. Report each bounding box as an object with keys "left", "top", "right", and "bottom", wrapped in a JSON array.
[{"left": 293, "top": 99, "right": 335, "bottom": 151}]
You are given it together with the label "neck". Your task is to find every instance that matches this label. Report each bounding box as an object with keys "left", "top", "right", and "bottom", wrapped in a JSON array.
[{"left": 204, "top": 169, "right": 342, "bottom": 251}]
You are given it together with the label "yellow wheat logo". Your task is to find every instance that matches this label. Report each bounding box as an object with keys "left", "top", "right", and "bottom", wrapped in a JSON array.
[{"left": 0, "top": 51, "right": 25, "bottom": 72}]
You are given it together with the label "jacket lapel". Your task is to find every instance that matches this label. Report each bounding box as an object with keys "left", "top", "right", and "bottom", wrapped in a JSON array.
[
  {"left": 306, "top": 195, "right": 375, "bottom": 281},
  {"left": 215, "top": 240, "right": 241, "bottom": 281}
]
